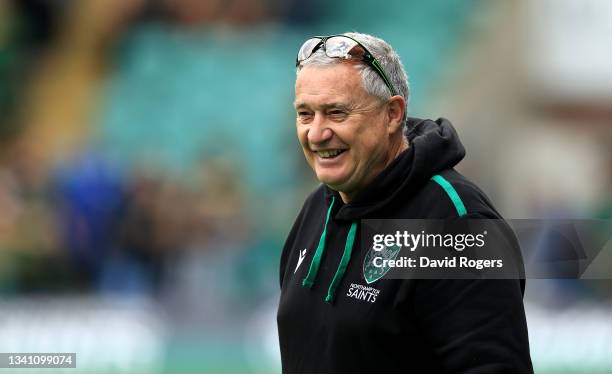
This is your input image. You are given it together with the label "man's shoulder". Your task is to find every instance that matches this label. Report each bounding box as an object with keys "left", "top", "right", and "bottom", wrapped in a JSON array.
[
  {"left": 299, "top": 183, "right": 327, "bottom": 211},
  {"left": 303, "top": 183, "right": 326, "bottom": 205},
  {"left": 293, "top": 184, "right": 328, "bottom": 222},
  {"left": 416, "top": 169, "right": 502, "bottom": 219}
]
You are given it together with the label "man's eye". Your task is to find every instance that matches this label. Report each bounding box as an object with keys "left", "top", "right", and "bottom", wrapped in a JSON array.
[
  {"left": 328, "top": 110, "right": 347, "bottom": 118},
  {"left": 297, "top": 111, "right": 313, "bottom": 121}
]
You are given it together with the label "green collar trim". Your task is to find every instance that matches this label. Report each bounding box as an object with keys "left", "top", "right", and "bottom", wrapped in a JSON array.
[
  {"left": 302, "top": 196, "right": 335, "bottom": 288},
  {"left": 301, "top": 196, "right": 358, "bottom": 304},
  {"left": 431, "top": 174, "right": 467, "bottom": 217},
  {"left": 325, "top": 221, "right": 357, "bottom": 303}
]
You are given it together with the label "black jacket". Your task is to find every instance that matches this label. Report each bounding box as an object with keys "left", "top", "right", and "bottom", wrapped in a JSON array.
[{"left": 277, "top": 118, "right": 533, "bottom": 373}]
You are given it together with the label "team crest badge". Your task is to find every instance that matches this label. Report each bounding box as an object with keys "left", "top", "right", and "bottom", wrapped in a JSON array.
[{"left": 363, "top": 244, "right": 401, "bottom": 284}]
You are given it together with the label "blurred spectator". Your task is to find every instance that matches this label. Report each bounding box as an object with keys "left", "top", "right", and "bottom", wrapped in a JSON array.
[{"left": 54, "top": 151, "right": 125, "bottom": 287}]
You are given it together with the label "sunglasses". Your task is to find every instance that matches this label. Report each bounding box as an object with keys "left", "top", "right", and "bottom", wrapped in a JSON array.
[{"left": 296, "top": 35, "right": 398, "bottom": 96}]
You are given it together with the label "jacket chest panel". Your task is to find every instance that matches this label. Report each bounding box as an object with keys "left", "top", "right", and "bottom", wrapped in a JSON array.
[{"left": 279, "top": 226, "right": 414, "bottom": 338}]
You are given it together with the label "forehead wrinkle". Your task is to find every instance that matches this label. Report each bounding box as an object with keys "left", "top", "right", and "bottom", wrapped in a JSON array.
[{"left": 294, "top": 100, "right": 352, "bottom": 111}]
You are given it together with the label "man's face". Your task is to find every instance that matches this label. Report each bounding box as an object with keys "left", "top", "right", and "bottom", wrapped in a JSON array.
[{"left": 294, "top": 63, "right": 395, "bottom": 199}]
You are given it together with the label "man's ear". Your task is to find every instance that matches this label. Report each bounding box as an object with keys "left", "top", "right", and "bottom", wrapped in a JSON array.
[{"left": 387, "top": 95, "right": 406, "bottom": 135}]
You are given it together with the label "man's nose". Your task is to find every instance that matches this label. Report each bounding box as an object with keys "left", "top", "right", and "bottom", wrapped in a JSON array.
[{"left": 307, "top": 114, "right": 333, "bottom": 145}]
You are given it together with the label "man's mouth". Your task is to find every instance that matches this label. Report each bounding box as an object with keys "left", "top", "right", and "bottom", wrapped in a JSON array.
[{"left": 316, "top": 149, "right": 347, "bottom": 159}]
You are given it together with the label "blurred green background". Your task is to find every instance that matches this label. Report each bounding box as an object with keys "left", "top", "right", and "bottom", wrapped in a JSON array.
[{"left": 0, "top": 0, "right": 611, "bottom": 372}]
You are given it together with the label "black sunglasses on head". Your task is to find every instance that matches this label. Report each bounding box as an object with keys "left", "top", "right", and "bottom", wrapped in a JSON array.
[{"left": 296, "top": 35, "right": 398, "bottom": 97}]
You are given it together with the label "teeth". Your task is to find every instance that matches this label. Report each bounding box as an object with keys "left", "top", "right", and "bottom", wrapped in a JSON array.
[{"left": 318, "top": 149, "right": 344, "bottom": 158}]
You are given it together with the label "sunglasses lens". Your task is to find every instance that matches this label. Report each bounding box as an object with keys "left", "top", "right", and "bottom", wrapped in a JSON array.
[
  {"left": 297, "top": 38, "right": 322, "bottom": 62},
  {"left": 346, "top": 44, "right": 366, "bottom": 59},
  {"left": 325, "top": 36, "right": 360, "bottom": 59}
]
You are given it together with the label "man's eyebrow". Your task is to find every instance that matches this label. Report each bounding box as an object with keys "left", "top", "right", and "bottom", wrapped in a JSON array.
[
  {"left": 294, "top": 102, "right": 308, "bottom": 110},
  {"left": 293, "top": 102, "right": 351, "bottom": 110},
  {"left": 322, "top": 102, "right": 351, "bottom": 110}
]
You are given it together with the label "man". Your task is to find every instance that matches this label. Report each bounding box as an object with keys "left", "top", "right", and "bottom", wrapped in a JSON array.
[{"left": 277, "top": 32, "right": 533, "bottom": 373}]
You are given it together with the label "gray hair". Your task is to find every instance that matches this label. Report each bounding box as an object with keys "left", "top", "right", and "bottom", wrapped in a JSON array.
[{"left": 297, "top": 32, "right": 410, "bottom": 128}]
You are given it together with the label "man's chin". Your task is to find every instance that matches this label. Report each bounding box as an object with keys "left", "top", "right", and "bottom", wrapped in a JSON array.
[{"left": 317, "top": 176, "right": 348, "bottom": 192}]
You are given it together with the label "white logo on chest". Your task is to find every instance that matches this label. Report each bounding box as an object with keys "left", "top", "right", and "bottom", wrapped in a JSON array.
[
  {"left": 294, "top": 248, "right": 308, "bottom": 274},
  {"left": 346, "top": 283, "right": 380, "bottom": 303}
]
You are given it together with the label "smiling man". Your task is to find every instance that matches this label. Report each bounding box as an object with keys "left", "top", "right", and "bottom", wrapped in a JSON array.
[
  {"left": 277, "top": 32, "right": 533, "bottom": 373},
  {"left": 294, "top": 61, "right": 407, "bottom": 201}
]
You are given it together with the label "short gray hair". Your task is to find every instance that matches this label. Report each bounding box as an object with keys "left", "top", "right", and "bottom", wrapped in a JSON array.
[{"left": 297, "top": 32, "right": 410, "bottom": 128}]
